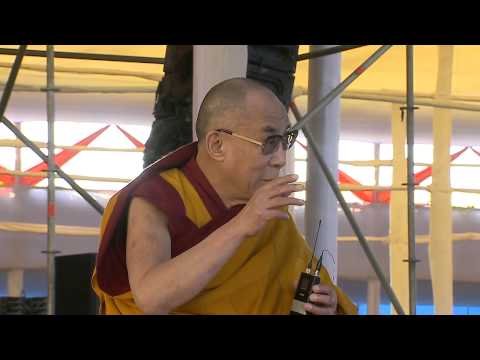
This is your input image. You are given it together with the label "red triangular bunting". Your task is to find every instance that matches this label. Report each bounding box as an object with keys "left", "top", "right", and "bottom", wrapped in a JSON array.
[
  {"left": 20, "top": 125, "right": 110, "bottom": 186},
  {"left": 116, "top": 125, "right": 145, "bottom": 149}
]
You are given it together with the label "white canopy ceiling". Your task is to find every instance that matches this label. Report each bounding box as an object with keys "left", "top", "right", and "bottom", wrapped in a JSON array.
[{"left": 1, "top": 45, "right": 479, "bottom": 145}]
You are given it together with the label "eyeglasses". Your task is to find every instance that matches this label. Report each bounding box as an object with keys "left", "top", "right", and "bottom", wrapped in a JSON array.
[{"left": 215, "top": 128, "right": 299, "bottom": 155}]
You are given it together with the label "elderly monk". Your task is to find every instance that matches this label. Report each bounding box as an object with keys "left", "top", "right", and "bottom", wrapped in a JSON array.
[{"left": 92, "top": 78, "right": 357, "bottom": 315}]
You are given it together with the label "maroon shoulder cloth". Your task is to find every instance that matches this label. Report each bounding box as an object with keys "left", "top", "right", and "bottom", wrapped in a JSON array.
[{"left": 96, "top": 142, "right": 243, "bottom": 296}]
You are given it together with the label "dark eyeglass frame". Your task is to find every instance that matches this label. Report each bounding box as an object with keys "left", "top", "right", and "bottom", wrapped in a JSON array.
[{"left": 215, "top": 128, "right": 299, "bottom": 155}]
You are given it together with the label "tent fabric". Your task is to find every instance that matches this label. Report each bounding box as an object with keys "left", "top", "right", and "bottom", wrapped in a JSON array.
[
  {"left": 1, "top": 45, "right": 480, "bottom": 145},
  {"left": 0, "top": 45, "right": 479, "bottom": 98}
]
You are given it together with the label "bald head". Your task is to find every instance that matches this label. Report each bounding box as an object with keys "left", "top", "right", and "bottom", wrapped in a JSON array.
[{"left": 196, "top": 78, "right": 283, "bottom": 143}]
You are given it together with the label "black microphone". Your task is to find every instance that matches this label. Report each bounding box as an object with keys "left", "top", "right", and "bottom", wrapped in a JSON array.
[{"left": 290, "top": 219, "right": 322, "bottom": 315}]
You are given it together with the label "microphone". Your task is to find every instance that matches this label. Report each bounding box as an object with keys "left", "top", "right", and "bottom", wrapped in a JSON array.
[{"left": 290, "top": 219, "right": 322, "bottom": 315}]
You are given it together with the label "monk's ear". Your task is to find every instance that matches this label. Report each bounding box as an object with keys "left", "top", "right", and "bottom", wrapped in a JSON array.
[{"left": 204, "top": 130, "right": 225, "bottom": 161}]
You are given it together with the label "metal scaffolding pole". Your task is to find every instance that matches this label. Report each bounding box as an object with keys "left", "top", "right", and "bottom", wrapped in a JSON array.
[
  {"left": 297, "top": 45, "right": 366, "bottom": 61},
  {"left": 46, "top": 45, "right": 57, "bottom": 315},
  {"left": 0, "top": 47, "right": 165, "bottom": 64},
  {"left": 405, "top": 45, "right": 418, "bottom": 314},
  {"left": 291, "top": 45, "right": 393, "bottom": 132},
  {"left": 0, "top": 45, "right": 26, "bottom": 121}
]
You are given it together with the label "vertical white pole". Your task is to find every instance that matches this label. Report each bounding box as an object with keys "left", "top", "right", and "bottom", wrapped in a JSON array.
[
  {"left": 305, "top": 45, "right": 341, "bottom": 282},
  {"left": 7, "top": 269, "right": 24, "bottom": 297},
  {"left": 367, "top": 278, "right": 381, "bottom": 315},
  {"left": 389, "top": 103, "right": 410, "bottom": 314},
  {"left": 192, "top": 45, "right": 248, "bottom": 140},
  {"left": 430, "top": 46, "right": 454, "bottom": 315}
]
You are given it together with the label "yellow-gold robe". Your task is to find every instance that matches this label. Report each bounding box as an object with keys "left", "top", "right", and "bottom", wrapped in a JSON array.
[{"left": 92, "top": 142, "right": 357, "bottom": 315}]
